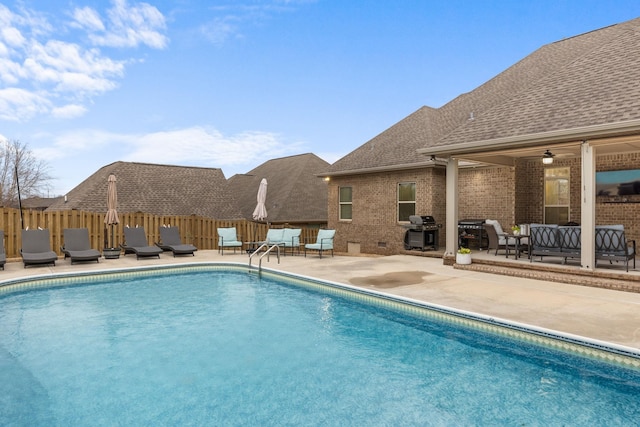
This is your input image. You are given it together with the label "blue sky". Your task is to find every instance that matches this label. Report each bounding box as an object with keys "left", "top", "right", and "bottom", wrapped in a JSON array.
[{"left": 2, "top": 0, "right": 640, "bottom": 196}]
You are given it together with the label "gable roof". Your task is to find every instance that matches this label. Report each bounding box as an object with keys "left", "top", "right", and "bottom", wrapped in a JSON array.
[
  {"left": 327, "top": 17, "right": 640, "bottom": 174},
  {"left": 227, "top": 153, "right": 329, "bottom": 223},
  {"left": 46, "top": 161, "right": 243, "bottom": 219},
  {"left": 436, "top": 17, "right": 640, "bottom": 148},
  {"left": 323, "top": 106, "right": 438, "bottom": 174}
]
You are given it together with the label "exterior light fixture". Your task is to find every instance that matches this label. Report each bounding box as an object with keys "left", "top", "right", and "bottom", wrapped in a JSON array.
[{"left": 542, "top": 150, "right": 555, "bottom": 165}]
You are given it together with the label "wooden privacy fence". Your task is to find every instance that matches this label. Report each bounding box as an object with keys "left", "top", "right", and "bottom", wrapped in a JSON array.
[{"left": 0, "top": 208, "right": 320, "bottom": 259}]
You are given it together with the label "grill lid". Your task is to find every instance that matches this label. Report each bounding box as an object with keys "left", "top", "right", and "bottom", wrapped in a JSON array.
[{"left": 410, "top": 215, "right": 436, "bottom": 225}]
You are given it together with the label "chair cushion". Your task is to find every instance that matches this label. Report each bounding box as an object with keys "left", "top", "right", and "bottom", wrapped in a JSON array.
[
  {"left": 266, "top": 229, "right": 285, "bottom": 244},
  {"left": 314, "top": 229, "right": 335, "bottom": 249},
  {"left": 595, "top": 225, "right": 628, "bottom": 256},
  {"left": 218, "top": 228, "right": 241, "bottom": 246},
  {"left": 485, "top": 219, "right": 505, "bottom": 235},
  {"left": 282, "top": 229, "right": 301, "bottom": 247}
]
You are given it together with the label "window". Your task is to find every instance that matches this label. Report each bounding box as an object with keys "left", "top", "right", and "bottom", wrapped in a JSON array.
[
  {"left": 398, "top": 182, "right": 416, "bottom": 222},
  {"left": 339, "top": 186, "right": 352, "bottom": 220},
  {"left": 544, "top": 167, "right": 570, "bottom": 224}
]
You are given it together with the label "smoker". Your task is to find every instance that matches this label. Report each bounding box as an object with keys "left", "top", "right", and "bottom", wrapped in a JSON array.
[
  {"left": 458, "top": 218, "right": 487, "bottom": 249},
  {"left": 403, "top": 215, "right": 441, "bottom": 251}
]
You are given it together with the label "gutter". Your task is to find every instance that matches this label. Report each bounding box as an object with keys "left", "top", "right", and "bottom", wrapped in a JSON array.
[
  {"left": 319, "top": 161, "right": 437, "bottom": 178},
  {"left": 417, "top": 119, "right": 640, "bottom": 156}
]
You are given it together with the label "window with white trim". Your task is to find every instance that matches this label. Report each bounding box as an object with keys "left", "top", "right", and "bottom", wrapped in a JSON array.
[
  {"left": 544, "top": 167, "right": 570, "bottom": 224},
  {"left": 398, "top": 182, "right": 416, "bottom": 222},
  {"left": 339, "top": 186, "right": 352, "bottom": 220}
]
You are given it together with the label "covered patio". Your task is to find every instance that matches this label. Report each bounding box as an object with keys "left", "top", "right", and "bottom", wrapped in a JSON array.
[{"left": 419, "top": 120, "right": 640, "bottom": 274}]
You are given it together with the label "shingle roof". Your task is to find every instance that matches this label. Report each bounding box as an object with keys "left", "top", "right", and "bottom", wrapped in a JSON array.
[
  {"left": 436, "top": 18, "right": 640, "bottom": 146},
  {"left": 324, "top": 107, "right": 438, "bottom": 173},
  {"left": 327, "top": 17, "right": 640, "bottom": 173},
  {"left": 46, "top": 161, "right": 243, "bottom": 219},
  {"left": 227, "top": 153, "right": 329, "bottom": 223}
]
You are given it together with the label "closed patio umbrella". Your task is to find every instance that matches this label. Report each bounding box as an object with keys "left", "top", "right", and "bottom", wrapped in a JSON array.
[
  {"left": 252, "top": 178, "right": 268, "bottom": 222},
  {"left": 251, "top": 178, "right": 268, "bottom": 242},
  {"left": 104, "top": 174, "right": 120, "bottom": 249}
]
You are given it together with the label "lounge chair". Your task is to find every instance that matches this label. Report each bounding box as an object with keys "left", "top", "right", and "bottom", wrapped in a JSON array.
[
  {"left": 218, "top": 227, "right": 242, "bottom": 255},
  {"left": 0, "top": 230, "right": 6, "bottom": 270},
  {"left": 61, "top": 228, "right": 101, "bottom": 264},
  {"left": 304, "top": 229, "right": 335, "bottom": 258},
  {"left": 21, "top": 229, "right": 58, "bottom": 268},
  {"left": 156, "top": 226, "right": 197, "bottom": 257},
  {"left": 121, "top": 227, "right": 162, "bottom": 259}
]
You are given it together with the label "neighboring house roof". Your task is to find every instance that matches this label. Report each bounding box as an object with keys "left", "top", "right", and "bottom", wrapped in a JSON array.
[
  {"left": 46, "top": 161, "right": 243, "bottom": 219},
  {"left": 227, "top": 153, "right": 330, "bottom": 223},
  {"left": 327, "top": 17, "right": 640, "bottom": 174},
  {"left": 17, "top": 196, "right": 64, "bottom": 210}
]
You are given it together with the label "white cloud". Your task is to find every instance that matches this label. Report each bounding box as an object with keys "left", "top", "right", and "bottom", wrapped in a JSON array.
[
  {"left": 81, "top": 0, "right": 168, "bottom": 49},
  {"left": 200, "top": 1, "right": 315, "bottom": 46},
  {"left": 126, "top": 126, "right": 304, "bottom": 167},
  {"left": 1, "top": 26, "right": 25, "bottom": 47},
  {"left": 71, "top": 7, "right": 105, "bottom": 32},
  {"left": 0, "top": 1, "right": 167, "bottom": 123},
  {"left": 44, "top": 126, "right": 305, "bottom": 169},
  {"left": 38, "top": 125, "right": 310, "bottom": 194},
  {"left": 0, "top": 88, "right": 51, "bottom": 121},
  {"left": 51, "top": 104, "right": 88, "bottom": 119},
  {"left": 199, "top": 17, "right": 241, "bottom": 45}
]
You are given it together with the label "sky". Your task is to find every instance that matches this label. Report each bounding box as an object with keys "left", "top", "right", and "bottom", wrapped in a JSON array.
[{"left": 2, "top": 0, "right": 640, "bottom": 196}]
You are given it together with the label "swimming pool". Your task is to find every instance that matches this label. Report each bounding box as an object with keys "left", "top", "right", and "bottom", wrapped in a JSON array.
[{"left": 1, "top": 264, "right": 640, "bottom": 425}]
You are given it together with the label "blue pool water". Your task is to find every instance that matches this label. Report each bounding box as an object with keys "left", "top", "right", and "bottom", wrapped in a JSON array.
[{"left": 1, "top": 269, "right": 640, "bottom": 426}]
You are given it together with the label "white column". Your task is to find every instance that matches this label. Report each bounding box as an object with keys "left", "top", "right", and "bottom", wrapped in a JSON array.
[
  {"left": 446, "top": 157, "right": 459, "bottom": 257},
  {"left": 580, "top": 141, "right": 596, "bottom": 270}
]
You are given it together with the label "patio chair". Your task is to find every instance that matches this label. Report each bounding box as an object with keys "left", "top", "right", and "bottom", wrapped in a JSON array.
[
  {"left": 61, "top": 228, "right": 101, "bottom": 264},
  {"left": 156, "top": 226, "right": 197, "bottom": 257},
  {"left": 483, "top": 221, "right": 517, "bottom": 256},
  {"left": 218, "top": 227, "right": 242, "bottom": 255},
  {"left": 121, "top": 227, "right": 162, "bottom": 259},
  {"left": 21, "top": 229, "right": 58, "bottom": 268},
  {"left": 304, "top": 229, "right": 335, "bottom": 258},
  {"left": 0, "top": 230, "right": 6, "bottom": 270}
]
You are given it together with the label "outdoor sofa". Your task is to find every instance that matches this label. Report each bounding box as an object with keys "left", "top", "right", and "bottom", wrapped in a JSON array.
[
  {"left": 529, "top": 223, "right": 636, "bottom": 271},
  {"left": 262, "top": 228, "right": 302, "bottom": 255}
]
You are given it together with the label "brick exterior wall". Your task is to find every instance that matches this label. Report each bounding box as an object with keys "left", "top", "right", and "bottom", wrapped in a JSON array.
[
  {"left": 458, "top": 166, "right": 515, "bottom": 228},
  {"left": 327, "top": 168, "right": 446, "bottom": 255},
  {"left": 329, "top": 153, "right": 640, "bottom": 255}
]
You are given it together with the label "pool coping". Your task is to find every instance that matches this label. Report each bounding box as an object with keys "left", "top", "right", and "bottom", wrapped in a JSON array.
[{"left": 1, "top": 261, "right": 639, "bottom": 371}]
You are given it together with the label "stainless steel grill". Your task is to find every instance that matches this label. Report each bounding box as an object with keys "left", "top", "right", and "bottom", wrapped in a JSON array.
[
  {"left": 458, "top": 218, "right": 487, "bottom": 249},
  {"left": 403, "top": 215, "right": 440, "bottom": 251}
]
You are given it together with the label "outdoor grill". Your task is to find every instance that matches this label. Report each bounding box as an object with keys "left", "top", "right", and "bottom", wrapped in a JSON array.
[
  {"left": 458, "top": 218, "right": 487, "bottom": 249},
  {"left": 403, "top": 215, "right": 441, "bottom": 251}
]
